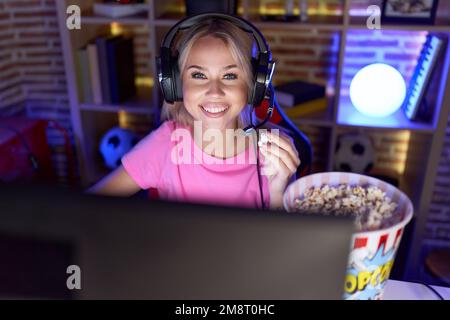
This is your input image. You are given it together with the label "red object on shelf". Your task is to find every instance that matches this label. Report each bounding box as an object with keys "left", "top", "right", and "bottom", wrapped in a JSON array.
[{"left": 0, "top": 117, "right": 54, "bottom": 184}]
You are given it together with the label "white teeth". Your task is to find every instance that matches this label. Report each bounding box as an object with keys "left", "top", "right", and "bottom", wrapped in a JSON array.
[{"left": 201, "top": 105, "right": 229, "bottom": 114}]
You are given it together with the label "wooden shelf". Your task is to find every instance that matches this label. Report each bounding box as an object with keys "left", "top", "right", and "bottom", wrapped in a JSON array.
[
  {"left": 289, "top": 97, "right": 335, "bottom": 127},
  {"left": 291, "top": 112, "right": 334, "bottom": 127},
  {"left": 154, "top": 14, "right": 345, "bottom": 31},
  {"left": 253, "top": 20, "right": 344, "bottom": 31},
  {"left": 348, "top": 17, "right": 450, "bottom": 32},
  {"left": 154, "top": 19, "right": 179, "bottom": 27},
  {"left": 81, "top": 10, "right": 148, "bottom": 25},
  {"left": 337, "top": 97, "right": 436, "bottom": 133},
  {"left": 348, "top": 24, "right": 450, "bottom": 32},
  {"left": 79, "top": 85, "right": 155, "bottom": 115},
  {"left": 80, "top": 103, "right": 156, "bottom": 115},
  {"left": 250, "top": 14, "right": 344, "bottom": 28},
  {"left": 153, "top": 18, "right": 342, "bottom": 31},
  {"left": 154, "top": 12, "right": 185, "bottom": 21}
]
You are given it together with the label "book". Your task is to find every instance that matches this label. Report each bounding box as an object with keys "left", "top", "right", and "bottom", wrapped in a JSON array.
[
  {"left": 282, "top": 97, "right": 328, "bottom": 118},
  {"left": 87, "top": 43, "right": 102, "bottom": 104},
  {"left": 74, "top": 49, "right": 83, "bottom": 102},
  {"left": 275, "top": 80, "right": 326, "bottom": 107},
  {"left": 96, "top": 35, "right": 122, "bottom": 105},
  {"left": 75, "top": 47, "right": 93, "bottom": 103},
  {"left": 93, "top": 3, "right": 148, "bottom": 18},
  {"left": 402, "top": 34, "right": 443, "bottom": 121},
  {"left": 106, "top": 36, "right": 136, "bottom": 104}
]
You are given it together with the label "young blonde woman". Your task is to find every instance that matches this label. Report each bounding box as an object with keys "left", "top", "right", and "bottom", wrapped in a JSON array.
[{"left": 88, "top": 15, "right": 301, "bottom": 210}]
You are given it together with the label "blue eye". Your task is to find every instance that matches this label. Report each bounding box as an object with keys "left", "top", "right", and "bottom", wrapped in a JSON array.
[
  {"left": 191, "top": 72, "right": 206, "bottom": 79},
  {"left": 223, "top": 73, "right": 238, "bottom": 80},
  {"left": 190, "top": 72, "right": 237, "bottom": 80}
]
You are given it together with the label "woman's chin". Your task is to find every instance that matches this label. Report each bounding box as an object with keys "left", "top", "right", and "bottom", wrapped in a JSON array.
[{"left": 195, "top": 116, "right": 231, "bottom": 129}]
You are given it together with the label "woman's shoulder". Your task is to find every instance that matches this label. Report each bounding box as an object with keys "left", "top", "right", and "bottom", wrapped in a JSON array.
[
  {"left": 145, "top": 120, "right": 179, "bottom": 139},
  {"left": 136, "top": 120, "right": 188, "bottom": 147},
  {"left": 155, "top": 120, "right": 177, "bottom": 133}
]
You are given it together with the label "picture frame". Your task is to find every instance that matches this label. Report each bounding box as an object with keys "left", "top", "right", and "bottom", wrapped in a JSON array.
[{"left": 381, "top": 0, "right": 439, "bottom": 25}]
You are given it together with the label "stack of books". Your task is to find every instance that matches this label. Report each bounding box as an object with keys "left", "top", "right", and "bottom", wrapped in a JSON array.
[
  {"left": 275, "top": 80, "right": 327, "bottom": 118},
  {"left": 75, "top": 35, "right": 136, "bottom": 105}
]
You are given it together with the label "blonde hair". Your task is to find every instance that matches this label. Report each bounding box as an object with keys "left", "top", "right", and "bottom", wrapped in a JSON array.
[{"left": 160, "top": 18, "right": 255, "bottom": 129}]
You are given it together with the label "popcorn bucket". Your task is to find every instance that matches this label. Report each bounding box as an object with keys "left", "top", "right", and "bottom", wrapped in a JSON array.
[{"left": 283, "top": 172, "right": 414, "bottom": 300}]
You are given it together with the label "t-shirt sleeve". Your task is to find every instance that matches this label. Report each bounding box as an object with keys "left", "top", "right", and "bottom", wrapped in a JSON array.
[{"left": 121, "top": 121, "right": 172, "bottom": 189}]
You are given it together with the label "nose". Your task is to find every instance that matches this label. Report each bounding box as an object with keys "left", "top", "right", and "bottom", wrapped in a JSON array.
[{"left": 205, "top": 79, "right": 225, "bottom": 98}]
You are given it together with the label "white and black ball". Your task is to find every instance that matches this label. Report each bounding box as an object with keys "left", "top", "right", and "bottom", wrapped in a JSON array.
[{"left": 334, "top": 132, "right": 375, "bottom": 174}]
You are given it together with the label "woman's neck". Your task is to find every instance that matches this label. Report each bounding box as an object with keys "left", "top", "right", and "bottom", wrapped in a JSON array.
[{"left": 191, "top": 121, "right": 250, "bottom": 159}]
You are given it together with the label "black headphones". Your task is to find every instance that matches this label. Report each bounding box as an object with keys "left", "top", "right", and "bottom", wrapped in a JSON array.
[{"left": 156, "top": 12, "right": 275, "bottom": 108}]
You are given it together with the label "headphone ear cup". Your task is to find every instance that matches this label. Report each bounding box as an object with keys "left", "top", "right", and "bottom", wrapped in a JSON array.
[
  {"left": 172, "top": 54, "right": 183, "bottom": 101},
  {"left": 249, "top": 57, "right": 258, "bottom": 106},
  {"left": 157, "top": 48, "right": 176, "bottom": 104},
  {"left": 254, "top": 79, "right": 267, "bottom": 107},
  {"left": 251, "top": 58, "right": 268, "bottom": 107}
]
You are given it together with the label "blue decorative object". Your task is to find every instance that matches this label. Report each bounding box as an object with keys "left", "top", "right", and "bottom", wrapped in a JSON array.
[
  {"left": 349, "top": 63, "right": 406, "bottom": 118},
  {"left": 99, "top": 126, "right": 139, "bottom": 169}
]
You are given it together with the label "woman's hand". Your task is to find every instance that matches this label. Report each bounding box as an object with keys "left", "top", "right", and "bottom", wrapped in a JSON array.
[{"left": 258, "top": 130, "right": 301, "bottom": 209}]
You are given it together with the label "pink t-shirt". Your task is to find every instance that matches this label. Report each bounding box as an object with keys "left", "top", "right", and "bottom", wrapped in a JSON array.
[{"left": 122, "top": 120, "right": 270, "bottom": 208}]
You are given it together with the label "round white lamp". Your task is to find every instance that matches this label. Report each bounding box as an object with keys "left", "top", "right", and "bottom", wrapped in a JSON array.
[{"left": 349, "top": 63, "right": 406, "bottom": 118}]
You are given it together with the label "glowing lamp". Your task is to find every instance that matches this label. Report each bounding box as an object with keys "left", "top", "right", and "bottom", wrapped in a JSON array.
[{"left": 349, "top": 63, "right": 406, "bottom": 118}]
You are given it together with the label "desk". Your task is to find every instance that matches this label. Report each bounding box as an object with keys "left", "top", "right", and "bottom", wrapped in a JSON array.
[{"left": 384, "top": 279, "right": 450, "bottom": 300}]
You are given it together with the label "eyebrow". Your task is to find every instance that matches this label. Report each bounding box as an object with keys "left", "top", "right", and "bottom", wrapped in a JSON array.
[{"left": 186, "top": 64, "right": 238, "bottom": 71}]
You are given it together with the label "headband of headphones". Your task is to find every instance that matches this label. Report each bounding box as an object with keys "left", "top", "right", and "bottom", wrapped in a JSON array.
[
  {"left": 156, "top": 13, "right": 274, "bottom": 106},
  {"left": 162, "top": 13, "right": 270, "bottom": 55}
]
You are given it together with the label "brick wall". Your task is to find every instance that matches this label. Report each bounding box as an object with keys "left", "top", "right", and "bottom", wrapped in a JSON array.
[
  {"left": 0, "top": 0, "right": 25, "bottom": 116},
  {"left": 1, "top": 0, "right": 75, "bottom": 185},
  {"left": 262, "top": 27, "right": 340, "bottom": 94},
  {"left": 425, "top": 118, "right": 450, "bottom": 246}
]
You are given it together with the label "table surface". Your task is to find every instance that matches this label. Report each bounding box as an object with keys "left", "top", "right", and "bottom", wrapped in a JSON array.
[{"left": 384, "top": 279, "right": 450, "bottom": 300}]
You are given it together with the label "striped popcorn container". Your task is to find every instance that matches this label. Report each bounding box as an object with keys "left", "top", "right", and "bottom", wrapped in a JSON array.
[{"left": 283, "top": 172, "right": 413, "bottom": 300}]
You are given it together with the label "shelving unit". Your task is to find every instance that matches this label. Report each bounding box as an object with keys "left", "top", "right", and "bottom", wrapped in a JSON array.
[{"left": 57, "top": 0, "right": 450, "bottom": 281}]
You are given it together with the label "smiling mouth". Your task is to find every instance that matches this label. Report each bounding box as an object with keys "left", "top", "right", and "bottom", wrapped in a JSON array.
[{"left": 200, "top": 104, "right": 230, "bottom": 114}]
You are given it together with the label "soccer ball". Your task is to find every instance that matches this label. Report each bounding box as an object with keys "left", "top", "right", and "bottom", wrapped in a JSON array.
[
  {"left": 99, "top": 126, "right": 139, "bottom": 169},
  {"left": 333, "top": 132, "right": 375, "bottom": 174}
]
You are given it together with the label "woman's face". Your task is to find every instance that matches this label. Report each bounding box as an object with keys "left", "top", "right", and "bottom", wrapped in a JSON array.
[{"left": 182, "top": 35, "right": 248, "bottom": 131}]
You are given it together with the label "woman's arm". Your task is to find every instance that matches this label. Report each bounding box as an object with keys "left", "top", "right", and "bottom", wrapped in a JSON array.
[{"left": 86, "top": 165, "right": 141, "bottom": 197}]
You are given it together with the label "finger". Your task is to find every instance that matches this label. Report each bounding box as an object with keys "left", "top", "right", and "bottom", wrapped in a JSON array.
[
  {"left": 260, "top": 146, "right": 291, "bottom": 177},
  {"left": 259, "top": 147, "right": 278, "bottom": 176},
  {"left": 266, "top": 131, "right": 300, "bottom": 163},
  {"left": 262, "top": 142, "right": 298, "bottom": 174},
  {"left": 264, "top": 133, "right": 301, "bottom": 168},
  {"left": 267, "top": 130, "right": 298, "bottom": 156}
]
